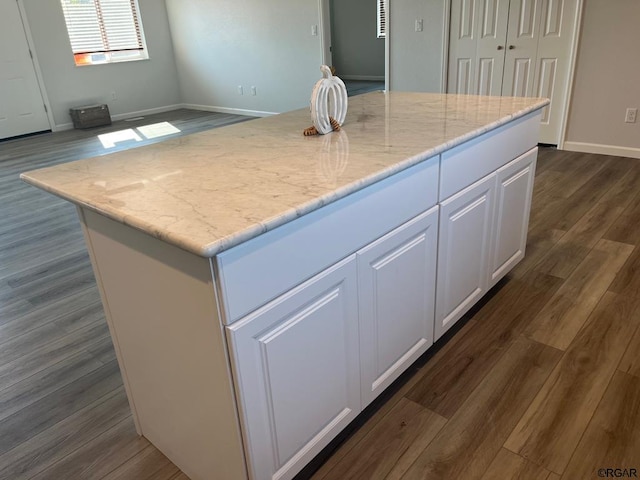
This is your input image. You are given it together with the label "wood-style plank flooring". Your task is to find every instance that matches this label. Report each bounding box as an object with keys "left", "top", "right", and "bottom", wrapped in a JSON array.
[
  {"left": 310, "top": 148, "right": 640, "bottom": 480},
  {"left": 0, "top": 109, "right": 250, "bottom": 480},
  {"left": 2, "top": 112, "right": 640, "bottom": 479}
]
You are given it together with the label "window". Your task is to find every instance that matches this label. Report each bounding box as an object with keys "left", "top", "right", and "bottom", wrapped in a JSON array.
[
  {"left": 60, "top": 0, "right": 148, "bottom": 66},
  {"left": 377, "top": 0, "right": 386, "bottom": 38}
]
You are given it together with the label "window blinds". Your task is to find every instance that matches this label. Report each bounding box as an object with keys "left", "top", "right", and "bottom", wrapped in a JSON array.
[
  {"left": 60, "top": 0, "right": 143, "bottom": 55},
  {"left": 377, "top": 0, "right": 386, "bottom": 38}
]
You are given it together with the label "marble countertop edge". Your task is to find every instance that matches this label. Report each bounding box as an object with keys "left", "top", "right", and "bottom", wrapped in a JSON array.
[
  {"left": 20, "top": 96, "right": 549, "bottom": 258},
  {"left": 178, "top": 101, "right": 548, "bottom": 257}
]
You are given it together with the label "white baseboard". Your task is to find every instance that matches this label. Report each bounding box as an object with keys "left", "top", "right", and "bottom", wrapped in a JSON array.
[
  {"left": 562, "top": 141, "right": 640, "bottom": 159},
  {"left": 54, "top": 103, "right": 274, "bottom": 131},
  {"left": 111, "top": 104, "right": 185, "bottom": 122},
  {"left": 340, "top": 75, "right": 385, "bottom": 82},
  {"left": 54, "top": 104, "right": 185, "bottom": 131},
  {"left": 184, "top": 103, "right": 277, "bottom": 118}
]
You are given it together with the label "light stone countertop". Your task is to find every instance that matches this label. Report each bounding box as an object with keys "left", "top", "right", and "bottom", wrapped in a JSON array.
[{"left": 21, "top": 92, "right": 549, "bottom": 258}]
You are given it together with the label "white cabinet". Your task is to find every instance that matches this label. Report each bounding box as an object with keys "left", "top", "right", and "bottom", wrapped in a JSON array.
[
  {"left": 357, "top": 206, "right": 439, "bottom": 407},
  {"left": 489, "top": 148, "right": 537, "bottom": 287},
  {"left": 221, "top": 157, "right": 441, "bottom": 480},
  {"left": 435, "top": 146, "right": 538, "bottom": 340},
  {"left": 435, "top": 174, "right": 495, "bottom": 340},
  {"left": 220, "top": 122, "right": 539, "bottom": 480},
  {"left": 223, "top": 146, "right": 539, "bottom": 479},
  {"left": 226, "top": 206, "right": 441, "bottom": 479},
  {"left": 226, "top": 256, "right": 361, "bottom": 480},
  {"left": 68, "top": 102, "right": 544, "bottom": 480}
]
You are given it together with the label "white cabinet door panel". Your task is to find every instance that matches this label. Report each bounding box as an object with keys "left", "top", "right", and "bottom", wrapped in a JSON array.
[
  {"left": 490, "top": 147, "right": 537, "bottom": 287},
  {"left": 358, "top": 206, "right": 438, "bottom": 407},
  {"left": 226, "top": 256, "right": 360, "bottom": 480},
  {"left": 435, "top": 174, "right": 495, "bottom": 340}
]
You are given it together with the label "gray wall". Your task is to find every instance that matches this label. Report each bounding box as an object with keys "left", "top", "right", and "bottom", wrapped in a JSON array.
[
  {"left": 389, "top": 0, "right": 447, "bottom": 93},
  {"left": 22, "top": 0, "right": 181, "bottom": 129},
  {"left": 165, "top": 0, "right": 323, "bottom": 115},
  {"left": 565, "top": 0, "right": 640, "bottom": 151},
  {"left": 330, "top": 0, "right": 385, "bottom": 80}
]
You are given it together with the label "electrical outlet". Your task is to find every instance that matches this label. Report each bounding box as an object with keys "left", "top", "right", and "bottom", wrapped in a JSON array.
[
  {"left": 625, "top": 108, "right": 637, "bottom": 123},
  {"left": 110, "top": 91, "right": 117, "bottom": 100},
  {"left": 311, "top": 25, "right": 318, "bottom": 36},
  {"left": 415, "top": 19, "right": 423, "bottom": 32},
  {"left": 251, "top": 86, "right": 257, "bottom": 96},
  {"left": 238, "top": 85, "right": 243, "bottom": 95}
]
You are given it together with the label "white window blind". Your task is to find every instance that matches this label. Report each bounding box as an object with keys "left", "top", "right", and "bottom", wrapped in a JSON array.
[
  {"left": 60, "top": 0, "right": 146, "bottom": 65},
  {"left": 377, "top": 0, "right": 386, "bottom": 38}
]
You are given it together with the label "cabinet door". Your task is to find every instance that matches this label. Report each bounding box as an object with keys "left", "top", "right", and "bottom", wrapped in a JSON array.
[
  {"left": 358, "top": 206, "right": 438, "bottom": 407},
  {"left": 226, "top": 256, "right": 360, "bottom": 480},
  {"left": 489, "top": 147, "right": 537, "bottom": 287},
  {"left": 435, "top": 175, "right": 495, "bottom": 340}
]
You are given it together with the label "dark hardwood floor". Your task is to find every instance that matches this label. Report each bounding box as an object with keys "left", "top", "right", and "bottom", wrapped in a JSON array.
[
  {"left": 0, "top": 109, "right": 249, "bottom": 480},
  {"left": 2, "top": 112, "right": 640, "bottom": 479}
]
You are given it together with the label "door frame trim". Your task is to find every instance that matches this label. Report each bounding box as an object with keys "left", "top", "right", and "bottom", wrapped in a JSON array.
[
  {"left": 16, "top": 0, "right": 55, "bottom": 132},
  {"left": 441, "top": 0, "right": 451, "bottom": 92},
  {"left": 318, "top": 0, "right": 331, "bottom": 67}
]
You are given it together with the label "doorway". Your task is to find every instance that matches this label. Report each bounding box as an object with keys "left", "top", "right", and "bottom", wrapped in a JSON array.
[
  {"left": 447, "top": 0, "right": 581, "bottom": 145},
  {"left": 319, "top": 0, "right": 386, "bottom": 94},
  {"left": 0, "top": 0, "right": 51, "bottom": 140}
]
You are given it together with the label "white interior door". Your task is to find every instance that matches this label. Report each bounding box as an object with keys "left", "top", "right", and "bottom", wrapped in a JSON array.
[
  {"left": 448, "top": 0, "right": 580, "bottom": 145},
  {"left": 448, "top": 0, "right": 510, "bottom": 95},
  {"left": 534, "top": 0, "right": 579, "bottom": 144},
  {"left": 0, "top": 0, "right": 50, "bottom": 140}
]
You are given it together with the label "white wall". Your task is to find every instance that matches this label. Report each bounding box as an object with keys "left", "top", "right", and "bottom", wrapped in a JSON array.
[
  {"left": 22, "top": 0, "right": 181, "bottom": 129},
  {"left": 564, "top": 0, "right": 640, "bottom": 156},
  {"left": 165, "top": 0, "right": 323, "bottom": 115},
  {"left": 329, "top": 0, "right": 384, "bottom": 80},
  {"left": 389, "top": 0, "right": 447, "bottom": 93}
]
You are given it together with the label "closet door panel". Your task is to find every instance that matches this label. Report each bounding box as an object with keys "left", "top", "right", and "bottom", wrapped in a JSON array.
[
  {"left": 502, "top": 0, "right": 543, "bottom": 97},
  {"left": 476, "top": 0, "right": 510, "bottom": 95},
  {"left": 448, "top": 0, "right": 478, "bottom": 94}
]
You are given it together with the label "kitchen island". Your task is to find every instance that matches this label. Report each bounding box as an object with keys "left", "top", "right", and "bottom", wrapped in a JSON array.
[{"left": 21, "top": 92, "right": 549, "bottom": 480}]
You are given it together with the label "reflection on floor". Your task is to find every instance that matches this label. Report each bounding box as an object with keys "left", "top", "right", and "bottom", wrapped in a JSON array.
[
  {"left": 0, "top": 109, "right": 252, "bottom": 161},
  {"left": 344, "top": 80, "right": 385, "bottom": 97}
]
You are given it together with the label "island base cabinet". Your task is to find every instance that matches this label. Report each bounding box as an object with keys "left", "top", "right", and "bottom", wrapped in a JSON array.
[
  {"left": 357, "top": 206, "right": 438, "bottom": 407},
  {"left": 435, "top": 146, "right": 538, "bottom": 340},
  {"left": 226, "top": 256, "right": 361, "bottom": 480},
  {"left": 435, "top": 175, "right": 495, "bottom": 340},
  {"left": 489, "top": 147, "right": 537, "bottom": 287}
]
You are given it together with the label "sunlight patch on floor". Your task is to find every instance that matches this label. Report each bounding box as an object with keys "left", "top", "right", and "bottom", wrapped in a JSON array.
[{"left": 98, "top": 122, "right": 181, "bottom": 149}]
